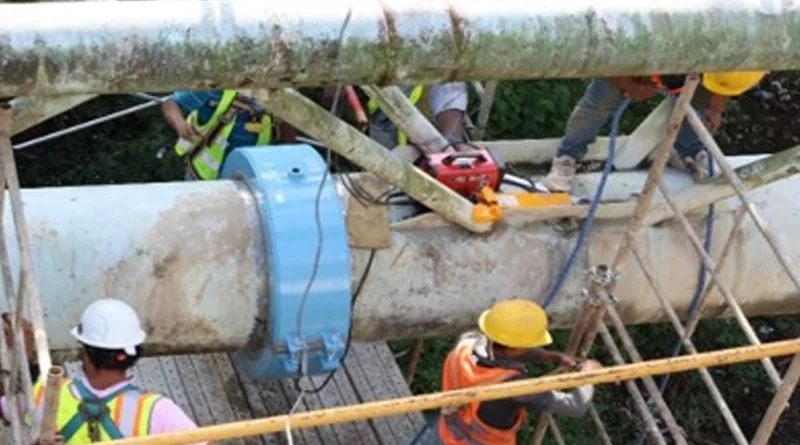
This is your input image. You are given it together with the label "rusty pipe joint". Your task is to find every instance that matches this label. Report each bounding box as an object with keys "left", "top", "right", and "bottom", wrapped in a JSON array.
[{"left": 219, "top": 145, "right": 353, "bottom": 380}]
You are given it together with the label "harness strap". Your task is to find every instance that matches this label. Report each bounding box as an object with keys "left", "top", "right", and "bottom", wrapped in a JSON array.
[{"left": 60, "top": 380, "right": 139, "bottom": 443}]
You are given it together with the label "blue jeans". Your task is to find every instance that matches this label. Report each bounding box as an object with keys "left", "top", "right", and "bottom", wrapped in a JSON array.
[{"left": 556, "top": 78, "right": 705, "bottom": 160}]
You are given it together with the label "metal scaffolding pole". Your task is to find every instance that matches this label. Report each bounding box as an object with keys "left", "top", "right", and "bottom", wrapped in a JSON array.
[
  {"left": 750, "top": 353, "right": 800, "bottom": 445},
  {"left": 2, "top": 1, "right": 800, "bottom": 96},
  {"left": 684, "top": 104, "right": 800, "bottom": 295},
  {"left": 532, "top": 74, "right": 703, "bottom": 445},
  {"left": 632, "top": 243, "right": 750, "bottom": 445},
  {"left": 598, "top": 323, "right": 668, "bottom": 445},
  {"left": 656, "top": 178, "right": 783, "bottom": 388}
]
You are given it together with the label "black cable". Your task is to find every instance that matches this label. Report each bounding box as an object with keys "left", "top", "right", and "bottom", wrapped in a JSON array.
[{"left": 294, "top": 249, "right": 376, "bottom": 394}]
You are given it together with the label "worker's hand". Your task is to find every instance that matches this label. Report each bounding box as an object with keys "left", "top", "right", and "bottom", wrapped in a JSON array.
[
  {"left": 578, "top": 359, "right": 603, "bottom": 372},
  {"left": 557, "top": 354, "right": 581, "bottom": 370},
  {"left": 175, "top": 120, "right": 200, "bottom": 141},
  {"left": 2, "top": 312, "right": 35, "bottom": 362},
  {"left": 702, "top": 108, "right": 724, "bottom": 135},
  {"left": 31, "top": 435, "right": 65, "bottom": 445}
]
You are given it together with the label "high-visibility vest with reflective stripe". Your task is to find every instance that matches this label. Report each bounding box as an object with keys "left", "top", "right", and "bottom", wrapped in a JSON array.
[
  {"left": 174, "top": 89, "right": 272, "bottom": 180},
  {"left": 367, "top": 85, "right": 425, "bottom": 146},
  {"left": 437, "top": 339, "right": 525, "bottom": 445},
  {"left": 31, "top": 378, "right": 162, "bottom": 444}
]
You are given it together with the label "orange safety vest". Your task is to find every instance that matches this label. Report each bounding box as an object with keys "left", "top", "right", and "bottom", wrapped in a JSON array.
[{"left": 437, "top": 339, "right": 525, "bottom": 445}]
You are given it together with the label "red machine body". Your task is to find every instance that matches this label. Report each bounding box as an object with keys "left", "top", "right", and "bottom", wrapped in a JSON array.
[{"left": 417, "top": 147, "right": 506, "bottom": 199}]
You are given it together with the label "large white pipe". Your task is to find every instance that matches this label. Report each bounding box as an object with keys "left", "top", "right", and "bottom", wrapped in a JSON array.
[
  {"left": 2, "top": 156, "right": 799, "bottom": 358},
  {"left": 0, "top": 0, "right": 798, "bottom": 96}
]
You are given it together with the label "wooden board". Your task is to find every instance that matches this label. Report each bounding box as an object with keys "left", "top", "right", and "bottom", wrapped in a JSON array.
[{"left": 0, "top": 343, "right": 425, "bottom": 445}]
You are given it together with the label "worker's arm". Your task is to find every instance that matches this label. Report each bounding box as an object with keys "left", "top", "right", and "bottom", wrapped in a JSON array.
[
  {"left": 161, "top": 98, "right": 199, "bottom": 141},
  {"left": 429, "top": 83, "right": 469, "bottom": 148},
  {"left": 512, "top": 359, "right": 602, "bottom": 417},
  {"left": 162, "top": 90, "right": 223, "bottom": 141},
  {"left": 703, "top": 93, "right": 729, "bottom": 134},
  {"left": 519, "top": 348, "right": 581, "bottom": 370}
]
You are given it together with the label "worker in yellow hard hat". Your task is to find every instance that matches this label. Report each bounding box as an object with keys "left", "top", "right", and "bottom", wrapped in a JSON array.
[
  {"left": 542, "top": 70, "right": 767, "bottom": 194},
  {"left": 416, "top": 298, "right": 602, "bottom": 445}
]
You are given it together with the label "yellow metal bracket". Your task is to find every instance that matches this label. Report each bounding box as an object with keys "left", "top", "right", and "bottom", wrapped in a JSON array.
[{"left": 472, "top": 186, "right": 573, "bottom": 223}]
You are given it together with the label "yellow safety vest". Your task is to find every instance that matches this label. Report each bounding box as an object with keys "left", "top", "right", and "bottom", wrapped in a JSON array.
[
  {"left": 30, "top": 378, "right": 162, "bottom": 444},
  {"left": 174, "top": 89, "right": 272, "bottom": 180},
  {"left": 367, "top": 85, "right": 426, "bottom": 146}
]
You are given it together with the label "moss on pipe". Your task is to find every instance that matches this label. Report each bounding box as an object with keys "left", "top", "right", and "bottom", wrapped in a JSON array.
[{"left": 2, "top": 1, "right": 800, "bottom": 95}]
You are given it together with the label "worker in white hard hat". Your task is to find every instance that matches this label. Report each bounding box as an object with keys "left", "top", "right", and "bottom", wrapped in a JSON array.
[
  {"left": 1, "top": 299, "right": 209, "bottom": 445},
  {"left": 416, "top": 298, "right": 603, "bottom": 445}
]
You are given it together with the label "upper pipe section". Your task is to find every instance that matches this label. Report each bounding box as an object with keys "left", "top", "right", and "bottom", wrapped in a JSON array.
[{"left": 0, "top": 0, "right": 799, "bottom": 96}]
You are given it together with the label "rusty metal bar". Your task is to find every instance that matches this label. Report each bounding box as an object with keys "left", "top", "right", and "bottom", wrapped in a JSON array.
[
  {"left": 547, "top": 416, "right": 567, "bottom": 445},
  {"left": 586, "top": 405, "right": 613, "bottom": 445},
  {"left": 685, "top": 104, "right": 800, "bottom": 296},
  {"left": 577, "top": 74, "right": 702, "bottom": 359},
  {"left": 631, "top": 242, "right": 750, "bottom": 445},
  {"left": 598, "top": 323, "right": 667, "bottom": 445},
  {"left": 0, "top": 105, "right": 53, "bottom": 376},
  {"left": 750, "top": 353, "right": 800, "bottom": 445},
  {"left": 0, "top": 103, "right": 35, "bottom": 444},
  {"left": 360, "top": 86, "right": 449, "bottom": 153},
  {"left": 2, "top": 1, "right": 800, "bottom": 96},
  {"left": 256, "top": 88, "right": 489, "bottom": 233},
  {"left": 531, "top": 272, "right": 607, "bottom": 445},
  {"left": 533, "top": 75, "right": 700, "bottom": 445},
  {"left": 473, "top": 81, "right": 498, "bottom": 140},
  {"left": 679, "top": 207, "right": 748, "bottom": 351},
  {"left": 404, "top": 339, "right": 424, "bottom": 384},
  {"left": 105, "top": 339, "right": 800, "bottom": 445},
  {"left": 604, "top": 306, "right": 687, "bottom": 444},
  {"left": 656, "top": 178, "right": 783, "bottom": 388},
  {"left": 40, "top": 366, "right": 65, "bottom": 441}
]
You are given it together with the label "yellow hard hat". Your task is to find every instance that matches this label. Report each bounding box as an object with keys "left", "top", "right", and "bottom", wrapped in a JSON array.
[
  {"left": 478, "top": 299, "right": 553, "bottom": 348},
  {"left": 702, "top": 71, "right": 767, "bottom": 96}
]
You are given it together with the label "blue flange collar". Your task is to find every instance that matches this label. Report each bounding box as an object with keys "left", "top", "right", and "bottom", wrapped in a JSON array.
[{"left": 220, "top": 144, "right": 352, "bottom": 380}]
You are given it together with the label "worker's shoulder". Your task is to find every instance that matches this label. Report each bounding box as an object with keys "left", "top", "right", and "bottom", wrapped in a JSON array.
[{"left": 171, "top": 89, "right": 223, "bottom": 108}]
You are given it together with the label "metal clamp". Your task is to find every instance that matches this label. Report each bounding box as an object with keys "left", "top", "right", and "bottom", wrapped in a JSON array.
[{"left": 221, "top": 144, "right": 353, "bottom": 381}]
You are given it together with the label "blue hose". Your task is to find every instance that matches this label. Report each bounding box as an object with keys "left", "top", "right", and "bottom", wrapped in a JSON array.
[
  {"left": 542, "top": 97, "right": 632, "bottom": 309},
  {"left": 633, "top": 151, "right": 716, "bottom": 445}
]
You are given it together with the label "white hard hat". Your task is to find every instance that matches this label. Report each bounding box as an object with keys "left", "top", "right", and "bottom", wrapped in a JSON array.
[{"left": 70, "top": 299, "right": 146, "bottom": 356}]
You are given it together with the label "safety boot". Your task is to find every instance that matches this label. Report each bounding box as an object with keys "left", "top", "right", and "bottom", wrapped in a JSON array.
[{"left": 541, "top": 155, "right": 577, "bottom": 193}]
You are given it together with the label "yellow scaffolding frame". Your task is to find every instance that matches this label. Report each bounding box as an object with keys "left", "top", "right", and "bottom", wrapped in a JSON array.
[{"left": 102, "top": 339, "right": 800, "bottom": 445}]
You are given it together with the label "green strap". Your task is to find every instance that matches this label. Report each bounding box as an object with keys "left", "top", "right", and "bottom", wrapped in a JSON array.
[
  {"left": 200, "top": 90, "right": 238, "bottom": 129},
  {"left": 60, "top": 380, "right": 139, "bottom": 443}
]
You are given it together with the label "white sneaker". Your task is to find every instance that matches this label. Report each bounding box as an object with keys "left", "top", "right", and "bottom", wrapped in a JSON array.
[{"left": 542, "top": 155, "right": 577, "bottom": 193}]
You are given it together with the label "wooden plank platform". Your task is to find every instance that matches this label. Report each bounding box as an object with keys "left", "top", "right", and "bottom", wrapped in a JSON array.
[{"left": 2, "top": 342, "right": 426, "bottom": 445}]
